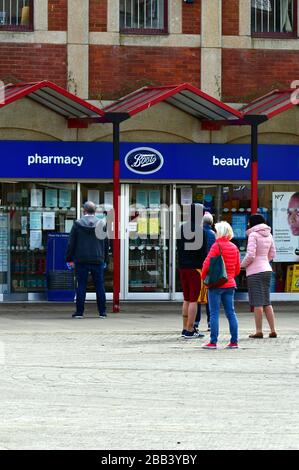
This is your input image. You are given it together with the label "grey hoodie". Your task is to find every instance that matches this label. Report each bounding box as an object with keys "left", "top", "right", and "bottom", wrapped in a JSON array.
[{"left": 66, "top": 215, "right": 109, "bottom": 264}]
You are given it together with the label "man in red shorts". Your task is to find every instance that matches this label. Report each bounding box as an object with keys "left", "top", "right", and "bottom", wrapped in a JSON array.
[{"left": 177, "top": 203, "right": 208, "bottom": 338}]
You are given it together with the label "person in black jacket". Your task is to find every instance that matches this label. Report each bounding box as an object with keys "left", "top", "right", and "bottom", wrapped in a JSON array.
[
  {"left": 66, "top": 201, "right": 109, "bottom": 319},
  {"left": 177, "top": 203, "right": 208, "bottom": 338}
]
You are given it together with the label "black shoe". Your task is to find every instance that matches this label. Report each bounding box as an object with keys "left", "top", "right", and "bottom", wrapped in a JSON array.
[
  {"left": 181, "top": 329, "right": 188, "bottom": 337},
  {"left": 183, "top": 330, "right": 204, "bottom": 339},
  {"left": 193, "top": 326, "right": 205, "bottom": 338},
  {"left": 72, "top": 313, "right": 84, "bottom": 319},
  {"left": 99, "top": 312, "right": 107, "bottom": 319}
]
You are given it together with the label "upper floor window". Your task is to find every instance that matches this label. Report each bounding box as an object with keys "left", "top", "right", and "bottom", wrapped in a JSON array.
[
  {"left": 251, "top": 0, "right": 297, "bottom": 36},
  {"left": 120, "top": 0, "right": 168, "bottom": 34},
  {"left": 0, "top": 0, "right": 33, "bottom": 31}
]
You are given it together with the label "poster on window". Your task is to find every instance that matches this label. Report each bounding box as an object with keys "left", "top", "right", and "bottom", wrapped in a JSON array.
[
  {"left": 231, "top": 214, "right": 247, "bottom": 240},
  {"left": 87, "top": 190, "right": 100, "bottom": 206},
  {"left": 30, "top": 189, "right": 43, "bottom": 207},
  {"left": 30, "top": 212, "right": 42, "bottom": 230},
  {"left": 43, "top": 212, "right": 55, "bottom": 230},
  {"left": 30, "top": 230, "right": 42, "bottom": 250},
  {"left": 181, "top": 187, "right": 193, "bottom": 205},
  {"left": 59, "top": 189, "right": 71, "bottom": 208},
  {"left": 272, "top": 192, "right": 299, "bottom": 262},
  {"left": 0, "top": 214, "right": 9, "bottom": 273},
  {"left": 45, "top": 189, "right": 58, "bottom": 208}
]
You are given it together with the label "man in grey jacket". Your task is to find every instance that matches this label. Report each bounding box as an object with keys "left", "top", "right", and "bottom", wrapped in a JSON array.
[{"left": 66, "top": 201, "right": 109, "bottom": 318}]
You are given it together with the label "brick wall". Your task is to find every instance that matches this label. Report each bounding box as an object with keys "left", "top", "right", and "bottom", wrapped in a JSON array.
[
  {"left": 222, "top": 49, "right": 299, "bottom": 102},
  {"left": 48, "top": 0, "right": 67, "bottom": 31},
  {"left": 0, "top": 44, "right": 67, "bottom": 87},
  {"left": 90, "top": 0, "right": 107, "bottom": 32},
  {"left": 182, "top": 0, "right": 201, "bottom": 34},
  {"left": 222, "top": 0, "right": 239, "bottom": 36},
  {"left": 89, "top": 45, "right": 201, "bottom": 99}
]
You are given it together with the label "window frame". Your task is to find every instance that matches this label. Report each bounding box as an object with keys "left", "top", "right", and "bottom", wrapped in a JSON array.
[
  {"left": 251, "top": 0, "right": 298, "bottom": 38},
  {"left": 0, "top": 0, "right": 34, "bottom": 32},
  {"left": 120, "top": 0, "right": 168, "bottom": 35}
]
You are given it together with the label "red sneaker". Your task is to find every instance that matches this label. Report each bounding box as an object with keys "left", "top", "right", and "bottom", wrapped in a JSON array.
[
  {"left": 202, "top": 342, "right": 217, "bottom": 349},
  {"left": 225, "top": 342, "right": 238, "bottom": 349}
]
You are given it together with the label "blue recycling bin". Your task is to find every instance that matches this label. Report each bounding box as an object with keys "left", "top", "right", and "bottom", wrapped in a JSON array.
[{"left": 46, "top": 233, "right": 75, "bottom": 301}]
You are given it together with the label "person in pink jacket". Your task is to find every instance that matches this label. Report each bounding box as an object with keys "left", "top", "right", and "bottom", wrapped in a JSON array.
[
  {"left": 201, "top": 221, "right": 240, "bottom": 349},
  {"left": 241, "top": 214, "right": 277, "bottom": 339}
]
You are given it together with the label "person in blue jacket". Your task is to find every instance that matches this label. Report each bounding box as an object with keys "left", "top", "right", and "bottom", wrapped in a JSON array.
[{"left": 194, "top": 212, "right": 216, "bottom": 332}]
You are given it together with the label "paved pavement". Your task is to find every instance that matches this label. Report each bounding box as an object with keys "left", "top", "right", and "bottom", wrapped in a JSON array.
[{"left": 0, "top": 301, "right": 298, "bottom": 450}]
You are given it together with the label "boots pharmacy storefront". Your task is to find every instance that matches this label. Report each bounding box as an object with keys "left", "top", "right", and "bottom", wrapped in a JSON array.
[{"left": 0, "top": 140, "right": 298, "bottom": 302}]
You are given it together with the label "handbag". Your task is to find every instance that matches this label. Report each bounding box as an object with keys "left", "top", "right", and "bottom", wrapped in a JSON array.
[
  {"left": 203, "top": 242, "right": 228, "bottom": 288},
  {"left": 196, "top": 269, "right": 208, "bottom": 304}
]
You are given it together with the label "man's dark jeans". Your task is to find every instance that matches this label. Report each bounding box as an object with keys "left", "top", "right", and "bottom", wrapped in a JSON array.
[{"left": 75, "top": 262, "right": 106, "bottom": 315}]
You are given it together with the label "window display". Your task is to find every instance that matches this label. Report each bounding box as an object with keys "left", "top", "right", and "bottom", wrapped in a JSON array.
[
  {"left": 0, "top": 182, "right": 76, "bottom": 295},
  {"left": 128, "top": 184, "right": 170, "bottom": 293},
  {"left": 80, "top": 183, "right": 114, "bottom": 293}
]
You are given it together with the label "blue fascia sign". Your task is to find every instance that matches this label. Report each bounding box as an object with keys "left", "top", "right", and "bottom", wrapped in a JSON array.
[{"left": 0, "top": 140, "right": 298, "bottom": 180}]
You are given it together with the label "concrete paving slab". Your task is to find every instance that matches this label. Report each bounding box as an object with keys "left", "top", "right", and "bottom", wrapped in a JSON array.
[{"left": 0, "top": 302, "right": 298, "bottom": 450}]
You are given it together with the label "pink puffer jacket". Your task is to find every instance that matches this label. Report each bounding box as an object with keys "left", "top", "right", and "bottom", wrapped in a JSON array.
[{"left": 241, "top": 223, "right": 276, "bottom": 276}]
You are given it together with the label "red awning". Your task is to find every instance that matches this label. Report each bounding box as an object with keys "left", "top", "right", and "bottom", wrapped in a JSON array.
[
  {"left": 241, "top": 88, "right": 299, "bottom": 120},
  {"left": 0, "top": 80, "right": 104, "bottom": 119},
  {"left": 103, "top": 83, "right": 243, "bottom": 122}
]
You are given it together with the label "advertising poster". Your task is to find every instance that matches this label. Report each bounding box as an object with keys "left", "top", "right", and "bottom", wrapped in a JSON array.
[
  {"left": 231, "top": 214, "right": 247, "bottom": 239},
  {"left": 272, "top": 192, "right": 299, "bottom": 262}
]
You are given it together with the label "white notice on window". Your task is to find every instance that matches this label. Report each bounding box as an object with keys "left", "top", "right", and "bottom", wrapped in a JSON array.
[
  {"left": 30, "top": 189, "right": 43, "bottom": 207},
  {"left": 65, "top": 219, "right": 74, "bottom": 233},
  {"left": 21, "top": 216, "right": 27, "bottom": 235},
  {"left": 59, "top": 189, "right": 71, "bottom": 208},
  {"left": 30, "top": 230, "right": 42, "bottom": 250},
  {"left": 181, "top": 187, "right": 193, "bottom": 205},
  {"left": 104, "top": 191, "right": 113, "bottom": 209},
  {"left": 43, "top": 212, "right": 55, "bottom": 230},
  {"left": 30, "top": 212, "right": 42, "bottom": 230},
  {"left": 87, "top": 190, "right": 100, "bottom": 205}
]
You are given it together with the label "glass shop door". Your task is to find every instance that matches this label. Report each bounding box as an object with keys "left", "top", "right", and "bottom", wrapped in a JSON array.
[{"left": 124, "top": 184, "right": 172, "bottom": 299}]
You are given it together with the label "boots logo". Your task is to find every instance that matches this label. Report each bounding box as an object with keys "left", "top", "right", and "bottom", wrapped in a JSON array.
[{"left": 125, "top": 147, "right": 164, "bottom": 174}]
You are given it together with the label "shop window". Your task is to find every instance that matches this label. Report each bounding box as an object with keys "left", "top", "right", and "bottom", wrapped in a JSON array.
[
  {"left": 0, "top": 0, "right": 33, "bottom": 31},
  {"left": 0, "top": 182, "right": 76, "bottom": 295},
  {"left": 251, "top": 0, "right": 297, "bottom": 37},
  {"left": 175, "top": 182, "right": 299, "bottom": 296},
  {"left": 120, "top": 0, "right": 168, "bottom": 34},
  {"left": 80, "top": 183, "right": 114, "bottom": 293}
]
